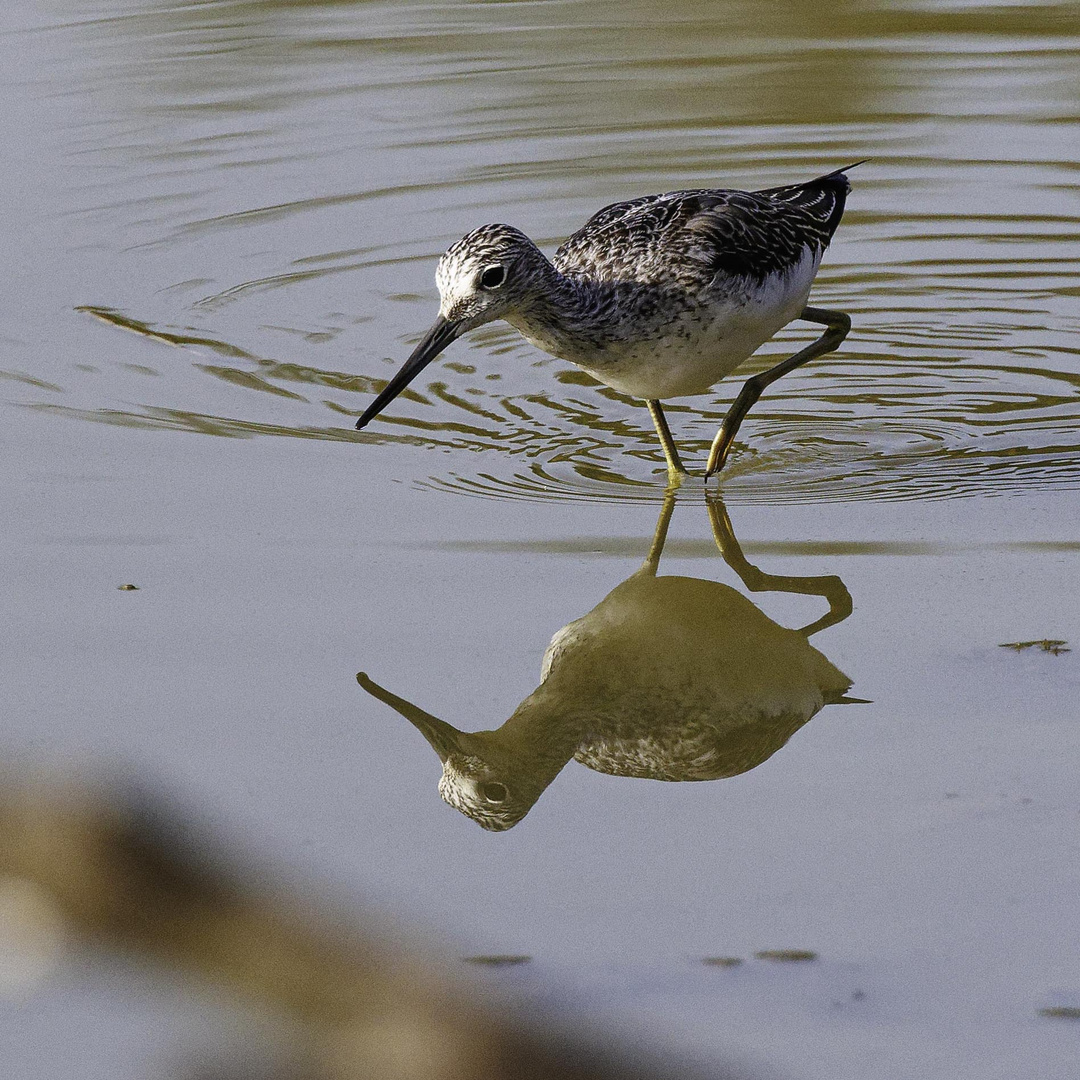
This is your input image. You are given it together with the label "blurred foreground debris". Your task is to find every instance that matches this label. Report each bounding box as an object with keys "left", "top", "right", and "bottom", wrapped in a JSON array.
[{"left": 0, "top": 778, "right": 747, "bottom": 1080}]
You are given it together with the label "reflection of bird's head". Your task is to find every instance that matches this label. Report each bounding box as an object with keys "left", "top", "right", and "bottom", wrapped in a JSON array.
[
  {"left": 357, "top": 674, "right": 562, "bottom": 832},
  {"left": 435, "top": 745, "right": 530, "bottom": 833}
]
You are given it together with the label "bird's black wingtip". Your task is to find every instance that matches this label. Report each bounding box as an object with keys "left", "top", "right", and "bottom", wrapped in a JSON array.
[
  {"left": 808, "top": 160, "right": 868, "bottom": 200},
  {"left": 816, "top": 160, "right": 869, "bottom": 189}
]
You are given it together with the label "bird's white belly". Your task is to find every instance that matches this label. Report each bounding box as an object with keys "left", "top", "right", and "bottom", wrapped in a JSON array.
[
  {"left": 588, "top": 312, "right": 780, "bottom": 400},
  {"left": 531, "top": 246, "right": 821, "bottom": 401}
]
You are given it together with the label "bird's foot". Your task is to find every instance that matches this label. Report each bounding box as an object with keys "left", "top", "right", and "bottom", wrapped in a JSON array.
[
  {"left": 704, "top": 436, "right": 734, "bottom": 480},
  {"left": 663, "top": 465, "right": 690, "bottom": 492}
]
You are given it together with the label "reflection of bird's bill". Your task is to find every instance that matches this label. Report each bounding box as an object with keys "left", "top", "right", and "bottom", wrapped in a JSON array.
[
  {"left": 355, "top": 316, "right": 460, "bottom": 430},
  {"left": 356, "top": 672, "right": 464, "bottom": 761}
]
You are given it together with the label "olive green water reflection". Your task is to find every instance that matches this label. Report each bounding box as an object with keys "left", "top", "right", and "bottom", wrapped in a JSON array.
[{"left": 358, "top": 496, "right": 857, "bottom": 830}]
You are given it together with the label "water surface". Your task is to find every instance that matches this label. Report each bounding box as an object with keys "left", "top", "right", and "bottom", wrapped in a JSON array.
[
  {"left": 2, "top": 2, "right": 1079, "bottom": 1079},
  {"left": 6, "top": 0, "right": 1080, "bottom": 501}
]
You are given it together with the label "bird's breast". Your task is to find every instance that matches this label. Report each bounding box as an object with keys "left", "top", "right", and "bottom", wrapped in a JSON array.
[{"left": 513, "top": 248, "right": 821, "bottom": 400}]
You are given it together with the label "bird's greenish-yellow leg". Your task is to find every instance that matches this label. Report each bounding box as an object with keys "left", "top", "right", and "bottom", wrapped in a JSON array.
[
  {"left": 705, "top": 306, "right": 852, "bottom": 479},
  {"left": 646, "top": 399, "right": 688, "bottom": 484}
]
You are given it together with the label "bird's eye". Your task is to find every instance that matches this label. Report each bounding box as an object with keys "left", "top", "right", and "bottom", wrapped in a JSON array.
[
  {"left": 480, "top": 782, "right": 508, "bottom": 803},
  {"left": 479, "top": 265, "right": 506, "bottom": 290}
]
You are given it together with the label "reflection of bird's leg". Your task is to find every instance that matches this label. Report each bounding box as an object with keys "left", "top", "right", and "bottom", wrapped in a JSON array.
[
  {"left": 706, "top": 497, "right": 853, "bottom": 636},
  {"left": 646, "top": 399, "right": 688, "bottom": 483},
  {"left": 641, "top": 487, "right": 678, "bottom": 576},
  {"left": 705, "top": 306, "right": 852, "bottom": 478}
]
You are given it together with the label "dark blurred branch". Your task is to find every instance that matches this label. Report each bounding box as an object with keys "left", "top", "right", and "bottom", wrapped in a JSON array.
[{"left": 0, "top": 778, "right": 747, "bottom": 1080}]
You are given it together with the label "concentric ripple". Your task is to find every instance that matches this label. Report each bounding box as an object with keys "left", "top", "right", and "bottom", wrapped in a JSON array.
[
  {"left": 56, "top": 289, "right": 1080, "bottom": 504},
  {"left": 15, "top": 0, "right": 1080, "bottom": 505}
]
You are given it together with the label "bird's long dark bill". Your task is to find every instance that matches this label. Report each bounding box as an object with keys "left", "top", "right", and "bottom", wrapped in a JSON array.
[
  {"left": 355, "top": 315, "right": 460, "bottom": 430},
  {"left": 356, "top": 672, "right": 465, "bottom": 762}
]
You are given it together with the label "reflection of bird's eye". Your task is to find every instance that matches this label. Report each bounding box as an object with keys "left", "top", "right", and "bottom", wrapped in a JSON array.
[
  {"left": 480, "top": 782, "right": 508, "bottom": 803},
  {"left": 479, "top": 265, "right": 506, "bottom": 289}
]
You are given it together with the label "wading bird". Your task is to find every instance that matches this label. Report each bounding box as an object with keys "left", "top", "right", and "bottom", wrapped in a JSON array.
[{"left": 355, "top": 165, "right": 859, "bottom": 481}]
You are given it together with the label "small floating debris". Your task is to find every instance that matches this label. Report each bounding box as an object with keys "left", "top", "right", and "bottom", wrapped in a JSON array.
[
  {"left": 999, "top": 639, "right": 1069, "bottom": 655},
  {"left": 462, "top": 955, "right": 531, "bottom": 967},
  {"left": 117, "top": 584, "right": 139, "bottom": 591},
  {"left": 1039, "top": 1006, "right": 1080, "bottom": 1020},
  {"left": 754, "top": 949, "right": 817, "bottom": 963},
  {"left": 701, "top": 957, "right": 743, "bottom": 967}
]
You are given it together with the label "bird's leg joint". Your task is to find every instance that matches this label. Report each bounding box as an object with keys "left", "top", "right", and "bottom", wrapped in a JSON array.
[{"left": 706, "top": 307, "right": 852, "bottom": 480}]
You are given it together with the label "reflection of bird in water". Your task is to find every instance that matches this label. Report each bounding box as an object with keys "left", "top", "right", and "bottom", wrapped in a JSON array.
[
  {"left": 358, "top": 496, "right": 856, "bottom": 831},
  {"left": 355, "top": 166, "right": 859, "bottom": 481}
]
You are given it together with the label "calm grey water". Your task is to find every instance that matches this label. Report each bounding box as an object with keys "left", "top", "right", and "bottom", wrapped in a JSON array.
[{"left": 2, "top": 1, "right": 1079, "bottom": 1078}]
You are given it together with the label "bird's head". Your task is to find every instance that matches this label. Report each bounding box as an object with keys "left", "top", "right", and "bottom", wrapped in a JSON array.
[
  {"left": 435, "top": 223, "right": 544, "bottom": 330},
  {"left": 355, "top": 224, "right": 546, "bottom": 430}
]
